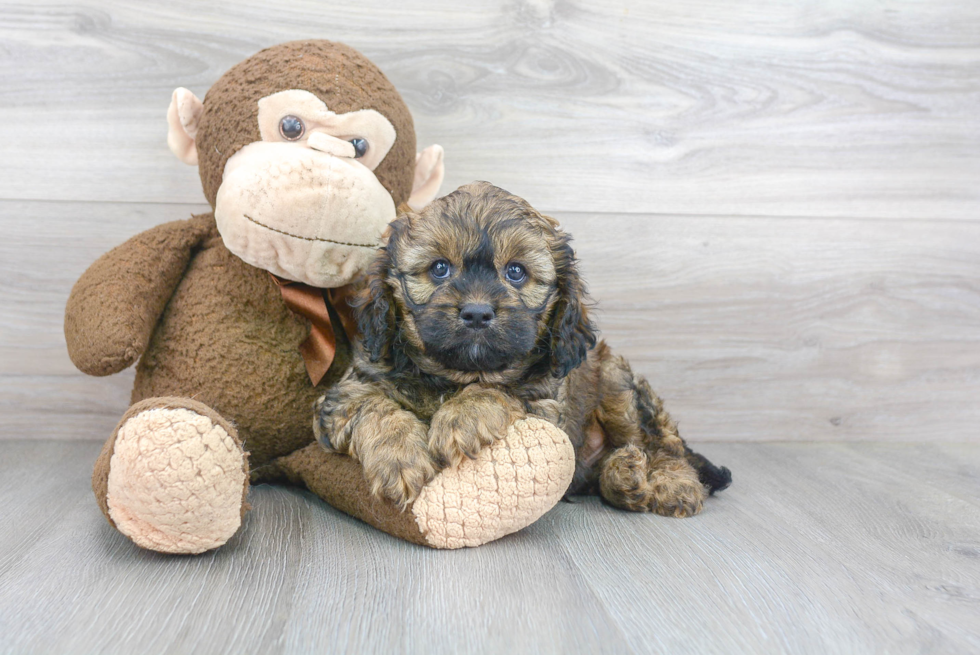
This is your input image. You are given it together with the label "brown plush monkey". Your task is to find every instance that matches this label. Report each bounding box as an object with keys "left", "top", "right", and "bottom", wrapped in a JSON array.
[{"left": 65, "top": 41, "right": 574, "bottom": 553}]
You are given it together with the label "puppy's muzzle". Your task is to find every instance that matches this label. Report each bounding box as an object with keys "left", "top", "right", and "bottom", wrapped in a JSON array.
[{"left": 459, "top": 303, "right": 495, "bottom": 330}]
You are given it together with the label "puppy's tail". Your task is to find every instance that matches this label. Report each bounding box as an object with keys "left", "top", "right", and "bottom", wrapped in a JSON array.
[
  {"left": 632, "top": 376, "right": 732, "bottom": 495},
  {"left": 681, "top": 447, "right": 732, "bottom": 495}
]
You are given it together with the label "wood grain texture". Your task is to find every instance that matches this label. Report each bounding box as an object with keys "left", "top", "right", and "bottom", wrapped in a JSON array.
[
  {"left": 3, "top": 2, "right": 978, "bottom": 652},
  {"left": 0, "top": 0, "right": 978, "bottom": 217},
  {"left": 4, "top": 201, "right": 977, "bottom": 442},
  {"left": 566, "top": 212, "right": 980, "bottom": 442},
  {"left": 555, "top": 441, "right": 980, "bottom": 654},
  {"left": 0, "top": 440, "right": 977, "bottom": 654}
]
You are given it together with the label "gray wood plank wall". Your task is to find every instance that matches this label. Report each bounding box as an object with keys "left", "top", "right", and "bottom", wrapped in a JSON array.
[{"left": 1, "top": 0, "right": 978, "bottom": 442}]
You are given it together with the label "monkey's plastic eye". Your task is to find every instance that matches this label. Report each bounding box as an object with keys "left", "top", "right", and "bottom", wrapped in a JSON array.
[
  {"left": 350, "top": 138, "right": 368, "bottom": 158},
  {"left": 279, "top": 116, "right": 305, "bottom": 140},
  {"left": 430, "top": 260, "right": 451, "bottom": 280},
  {"left": 505, "top": 263, "right": 527, "bottom": 285}
]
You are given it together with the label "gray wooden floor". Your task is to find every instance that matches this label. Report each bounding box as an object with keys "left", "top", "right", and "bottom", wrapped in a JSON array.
[{"left": 1, "top": 440, "right": 978, "bottom": 655}]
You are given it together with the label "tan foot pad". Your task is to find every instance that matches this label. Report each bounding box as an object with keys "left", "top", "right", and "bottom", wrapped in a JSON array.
[
  {"left": 106, "top": 407, "right": 247, "bottom": 554},
  {"left": 412, "top": 417, "right": 575, "bottom": 549}
]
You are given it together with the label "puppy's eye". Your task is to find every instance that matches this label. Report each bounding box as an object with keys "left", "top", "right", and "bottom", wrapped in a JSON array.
[
  {"left": 430, "top": 260, "right": 452, "bottom": 280},
  {"left": 505, "top": 262, "right": 527, "bottom": 285},
  {"left": 279, "top": 115, "right": 305, "bottom": 141},
  {"left": 350, "top": 138, "right": 368, "bottom": 158}
]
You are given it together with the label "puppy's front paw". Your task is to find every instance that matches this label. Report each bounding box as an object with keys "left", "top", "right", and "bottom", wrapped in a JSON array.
[
  {"left": 428, "top": 415, "right": 489, "bottom": 469},
  {"left": 357, "top": 415, "right": 436, "bottom": 509},
  {"left": 526, "top": 399, "right": 561, "bottom": 425},
  {"left": 429, "top": 395, "right": 524, "bottom": 469},
  {"left": 368, "top": 450, "right": 436, "bottom": 510}
]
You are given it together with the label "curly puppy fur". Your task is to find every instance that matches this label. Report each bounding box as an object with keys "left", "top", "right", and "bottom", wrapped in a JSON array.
[{"left": 315, "top": 182, "right": 731, "bottom": 512}]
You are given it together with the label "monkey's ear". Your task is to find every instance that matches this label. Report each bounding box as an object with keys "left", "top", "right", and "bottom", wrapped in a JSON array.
[
  {"left": 354, "top": 250, "right": 398, "bottom": 363},
  {"left": 548, "top": 241, "right": 598, "bottom": 378},
  {"left": 167, "top": 87, "right": 204, "bottom": 166},
  {"left": 407, "top": 145, "right": 445, "bottom": 210}
]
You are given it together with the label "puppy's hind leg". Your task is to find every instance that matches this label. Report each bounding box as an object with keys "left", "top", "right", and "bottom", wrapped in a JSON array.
[
  {"left": 630, "top": 373, "right": 732, "bottom": 495},
  {"left": 592, "top": 344, "right": 729, "bottom": 516},
  {"left": 599, "top": 445, "right": 705, "bottom": 517}
]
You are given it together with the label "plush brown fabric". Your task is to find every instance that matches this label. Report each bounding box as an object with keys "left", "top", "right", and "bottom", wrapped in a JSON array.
[
  {"left": 268, "top": 418, "right": 578, "bottom": 550},
  {"left": 268, "top": 443, "right": 428, "bottom": 546},
  {"left": 125, "top": 214, "right": 351, "bottom": 468},
  {"left": 67, "top": 211, "right": 351, "bottom": 471},
  {"left": 65, "top": 40, "right": 424, "bottom": 553},
  {"left": 91, "top": 423, "right": 117, "bottom": 529},
  {"left": 196, "top": 40, "right": 417, "bottom": 209},
  {"left": 64, "top": 216, "right": 213, "bottom": 376}
]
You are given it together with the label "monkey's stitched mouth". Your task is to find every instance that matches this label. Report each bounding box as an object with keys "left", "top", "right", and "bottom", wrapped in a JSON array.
[{"left": 243, "top": 214, "right": 378, "bottom": 249}]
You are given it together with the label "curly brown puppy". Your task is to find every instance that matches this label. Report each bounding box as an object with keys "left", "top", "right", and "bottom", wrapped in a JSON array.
[{"left": 314, "top": 182, "right": 731, "bottom": 512}]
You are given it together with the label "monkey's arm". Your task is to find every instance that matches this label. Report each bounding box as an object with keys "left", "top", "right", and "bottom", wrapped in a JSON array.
[{"left": 64, "top": 214, "right": 214, "bottom": 376}]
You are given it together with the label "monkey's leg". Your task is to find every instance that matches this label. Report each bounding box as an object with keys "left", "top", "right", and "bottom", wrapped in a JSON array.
[
  {"left": 264, "top": 442, "right": 436, "bottom": 546},
  {"left": 92, "top": 397, "right": 249, "bottom": 554},
  {"left": 592, "top": 347, "right": 730, "bottom": 516},
  {"left": 267, "top": 417, "right": 575, "bottom": 549}
]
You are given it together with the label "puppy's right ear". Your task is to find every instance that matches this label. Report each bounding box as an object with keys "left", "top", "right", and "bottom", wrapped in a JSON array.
[{"left": 354, "top": 245, "right": 397, "bottom": 363}]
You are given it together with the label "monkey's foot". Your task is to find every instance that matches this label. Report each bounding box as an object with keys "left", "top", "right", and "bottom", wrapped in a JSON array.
[
  {"left": 412, "top": 417, "right": 575, "bottom": 548},
  {"left": 93, "top": 398, "right": 249, "bottom": 554}
]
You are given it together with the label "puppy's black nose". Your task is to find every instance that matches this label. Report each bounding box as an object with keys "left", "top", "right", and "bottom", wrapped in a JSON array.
[{"left": 460, "top": 303, "right": 495, "bottom": 329}]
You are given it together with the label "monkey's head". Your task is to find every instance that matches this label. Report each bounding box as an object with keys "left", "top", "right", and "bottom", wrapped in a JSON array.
[{"left": 167, "top": 40, "right": 444, "bottom": 288}]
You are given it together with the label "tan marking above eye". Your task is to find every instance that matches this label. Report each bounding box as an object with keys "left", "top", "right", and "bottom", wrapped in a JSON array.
[
  {"left": 498, "top": 249, "right": 556, "bottom": 287},
  {"left": 397, "top": 227, "right": 475, "bottom": 276},
  {"left": 489, "top": 229, "right": 556, "bottom": 286},
  {"left": 256, "top": 90, "right": 396, "bottom": 170},
  {"left": 400, "top": 245, "right": 452, "bottom": 277}
]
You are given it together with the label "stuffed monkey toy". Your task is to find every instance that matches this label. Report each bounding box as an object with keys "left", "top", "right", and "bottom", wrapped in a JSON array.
[{"left": 65, "top": 41, "right": 575, "bottom": 553}]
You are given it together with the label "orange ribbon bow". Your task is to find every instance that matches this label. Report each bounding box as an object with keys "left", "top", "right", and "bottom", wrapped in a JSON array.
[{"left": 271, "top": 275, "right": 358, "bottom": 386}]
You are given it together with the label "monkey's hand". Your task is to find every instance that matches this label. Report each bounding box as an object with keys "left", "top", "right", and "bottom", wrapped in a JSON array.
[
  {"left": 315, "top": 379, "right": 436, "bottom": 509},
  {"left": 64, "top": 215, "right": 213, "bottom": 377},
  {"left": 428, "top": 384, "right": 526, "bottom": 469}
]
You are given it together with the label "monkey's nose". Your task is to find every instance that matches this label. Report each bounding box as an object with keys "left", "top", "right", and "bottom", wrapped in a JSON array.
[
  {"left": 460, "top": 304, "right": 495, "bottom": 329},
  {"left": 308, "top": 132, "right": 356, "bottom": 158}
]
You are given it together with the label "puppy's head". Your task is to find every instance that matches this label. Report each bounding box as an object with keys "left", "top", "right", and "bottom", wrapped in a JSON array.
[{"left": 356, "top": 182, "right": 596, "bottom": 381}]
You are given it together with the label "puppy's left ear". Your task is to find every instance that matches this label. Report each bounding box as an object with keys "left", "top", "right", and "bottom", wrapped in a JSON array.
[
  {"left": 353, "top": 244, "right": 398, "bottom": 363},
  {"left": 548, "top": 235, "right": 597, "bottom": 377}
]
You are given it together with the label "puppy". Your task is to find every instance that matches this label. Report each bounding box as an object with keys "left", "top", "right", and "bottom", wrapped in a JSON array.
[{"left": 314, "top": 182, "right": 731, "bottom": 514}]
